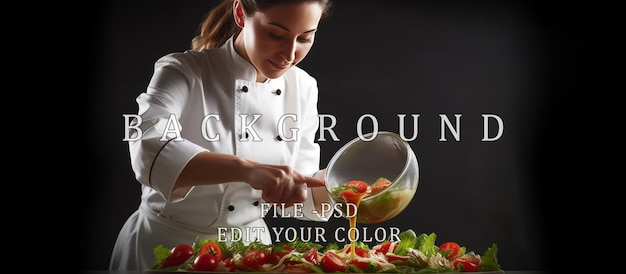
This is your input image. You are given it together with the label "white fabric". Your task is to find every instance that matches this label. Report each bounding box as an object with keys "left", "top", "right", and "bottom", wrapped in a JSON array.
[{"left": 110, "top": 36, "right": 328, "bottom": 270}]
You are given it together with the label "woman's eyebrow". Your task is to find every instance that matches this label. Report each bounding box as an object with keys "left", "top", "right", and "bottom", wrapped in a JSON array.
[{"left": 268, "top": 22, "right": 317, "bottom": 33}]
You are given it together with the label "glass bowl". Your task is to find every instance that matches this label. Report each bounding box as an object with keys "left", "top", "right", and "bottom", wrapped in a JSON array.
[{"left": 325, "top": 131, "right": 419, "bottom": 224}]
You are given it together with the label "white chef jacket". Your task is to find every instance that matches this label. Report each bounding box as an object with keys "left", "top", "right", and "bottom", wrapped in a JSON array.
[{"left": 109, "top": 36, "right": 329, "bottom": 270}]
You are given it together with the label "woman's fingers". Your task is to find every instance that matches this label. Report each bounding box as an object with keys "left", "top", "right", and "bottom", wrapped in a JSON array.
[
  {"left": 248, "top": 163, "right": 322, "bottom": 205},
  {"left": 272, "top": 179, "right": 307, "bottom": 205},
  {"left": 261, "top": 180, "right": 307, "bottom": 205},
  {"left": 290, "top": 169, "right": 325, "bottom": 188},
  {"left": 291, "top": 182, "right": 308, "bottom": 203},
  {"left": 303, "top": 176, "right": 325, "bottom": 188}
]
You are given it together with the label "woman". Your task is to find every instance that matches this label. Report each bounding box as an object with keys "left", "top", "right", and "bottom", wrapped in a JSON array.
[{"left": 110, "top": 0, "right": 334, "bottom": 270}]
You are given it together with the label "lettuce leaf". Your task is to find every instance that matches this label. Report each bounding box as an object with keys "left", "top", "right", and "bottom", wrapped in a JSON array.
[
  {"left": 478, "top": 243, "right": 501, "bottom": 271},
  {"left": 393, "top": 229, "right": 418, "bottom": 255},
  {"left": 413, "top": 232, "right": 438, "bottom": 257}
]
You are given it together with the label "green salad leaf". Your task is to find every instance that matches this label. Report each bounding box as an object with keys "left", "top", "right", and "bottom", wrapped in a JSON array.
[
  {"left": 414, "top": 232, "right": 438, "bottom": 257},
  {"left": 478, "top": 243, "right": 501, "bottom": 271},
  {"left": 394, "top": 229, "right": 418, "bottom": 256}
]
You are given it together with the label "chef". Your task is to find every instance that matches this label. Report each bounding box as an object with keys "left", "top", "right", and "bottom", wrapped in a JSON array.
[{"left": 109, "top": 0, "right": 334, "bottom": 270}]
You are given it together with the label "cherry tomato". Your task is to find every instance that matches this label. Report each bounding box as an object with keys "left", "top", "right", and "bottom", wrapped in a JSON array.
[
  {"left": 453, "top": 256, "right": 481, "bottom": 272},
  {"left": 370, "top": 178, "right": 391, "bottom": 194},
  {"left": 345, "top": 180, "right": 368, "bottom": 193},
  {"left": 200, "top": 241, "right": 223, "bottom": 261},
  {"left": 223, "top": 257, "right": 238, "bottom": 272},
  {"left": 320, "top": 251, "right": 347, "bottom": 273},
  {"left": 372, "top": 241, "right": 395, "bottom": 255},
  {"left": 338, "top": 185, "right": 367, "bottom": 217},
  {"left": 439, "top": 242, "right": 461, "bottom": 260},
  {"left": 373, "top": 242, "right": 407, "bottom": 263},
  {"left": 159, "top": 244, "right": 194, "bottom": 269},
  {"left": 339, "top": 186, "right": 367, "bottom": 202},
  {"left": 242, "top": 249, "right": 269, "bottom": 271},
  {"left": 270, "top": 245, "right": 293, "bottom": 264},
  {"left": 349, "top": 247, "right": 375, "bottom": 270},
  {"left": 386, "top": 254, "right": 410, "bottom": 262},
  {"left": 350, "top": 257, "right": 370, "bottom": 270},
  {"left": 340, "top": 190, "right": 362, "bottom": 200},
  {"left": 304, "top": 248, "right": 319, "bottom": 265},
  {"left": 349, "top": 260, "right": 369, "bottom": 271},
  {"left": 193, "top": 253, "right": 219, "bottom": 271},
  {"left": 354, "top": 247, "right": 369, "bottom": 258}
]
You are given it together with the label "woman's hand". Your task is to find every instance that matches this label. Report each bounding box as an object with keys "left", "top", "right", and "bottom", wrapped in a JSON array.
[{"left": 245, "top": 163, "right": 324, "bottom": 208}]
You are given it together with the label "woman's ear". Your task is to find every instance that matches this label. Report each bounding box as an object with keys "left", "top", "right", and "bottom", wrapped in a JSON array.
[{"left": 233, "top": 0, "right": 245, "bottom": 28}]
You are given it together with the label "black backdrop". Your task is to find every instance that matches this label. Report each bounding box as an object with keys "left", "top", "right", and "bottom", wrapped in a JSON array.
[{"left": 80, "top": 0, "right": 585, "bottom": 272}]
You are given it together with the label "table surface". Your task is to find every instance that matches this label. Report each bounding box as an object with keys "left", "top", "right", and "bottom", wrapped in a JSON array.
[{"left": 79, "top": 271, "right": 548, "bottom": 274}]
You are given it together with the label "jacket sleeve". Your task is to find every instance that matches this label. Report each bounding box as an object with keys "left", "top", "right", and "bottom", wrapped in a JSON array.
[
  {"left": 128, "top": 53, "right": 207, "bottom": 202},
  {"left": 292, "top": 71, "right": 332, "bottom": 222}
]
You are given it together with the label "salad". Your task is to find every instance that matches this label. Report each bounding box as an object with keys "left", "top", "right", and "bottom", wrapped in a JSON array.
[
  {"left": 150, "top": 229, "right": 501, "bottom": 273},
  {"left": 329, "top": 178, "right": 392, "bottom": 199},
  {"left": 329, "top": 178, "right": 417, "bottom": 224}
]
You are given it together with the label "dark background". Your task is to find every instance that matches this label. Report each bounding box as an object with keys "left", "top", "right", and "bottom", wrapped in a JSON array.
[{"left": 80, "top": 0, "right": 586, "bottom": 272}]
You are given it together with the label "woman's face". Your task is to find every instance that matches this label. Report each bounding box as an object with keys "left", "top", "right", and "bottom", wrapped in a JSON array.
[{"left": 234, "top": 1, "right": 324, "bottom": 82}]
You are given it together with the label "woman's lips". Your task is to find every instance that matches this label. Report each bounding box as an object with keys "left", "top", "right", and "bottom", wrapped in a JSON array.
[{"left": 269, "top": 60, "right": 291, "bottom": 70}]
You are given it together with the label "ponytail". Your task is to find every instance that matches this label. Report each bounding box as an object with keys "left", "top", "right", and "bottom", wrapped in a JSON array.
[
  {"left": 191, "top": 0, "right": 332, "bottom": 51},
  {"left": 191, "top": 0, "right": 239, "bottom": 51}
]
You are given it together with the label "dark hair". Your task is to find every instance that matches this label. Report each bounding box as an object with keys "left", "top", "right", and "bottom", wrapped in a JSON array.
[{"left": 191, "top": 0, "right": 332, "bottom": 50}]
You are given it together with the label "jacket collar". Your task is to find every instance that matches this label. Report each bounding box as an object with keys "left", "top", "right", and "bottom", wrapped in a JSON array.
[{"left": 223, "top": 36, "right": 259, "bottom": 82}]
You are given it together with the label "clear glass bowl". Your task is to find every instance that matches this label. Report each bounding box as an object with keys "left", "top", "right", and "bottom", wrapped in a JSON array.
[{"left": 325, "top": 131, "right": 419, "bottom": 224}]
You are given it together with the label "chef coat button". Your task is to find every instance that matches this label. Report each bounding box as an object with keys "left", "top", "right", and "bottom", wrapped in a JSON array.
[
  {"left": 228, "top": 205, "right": 235, "bottom": 211},
  {"left": 241, "top": 86, "right": 248, "bottom": 92},
  {"left": 240, "top": 132, "right": 249, "bottom": 139},
  {"left": 276, "top": 135, "right": 283, "bottom": 141},
  {"left": 274, "top": 89, "right": 282, "bottom": 95},
  {"left": 253, "top": 201, "right": 259, "bottom": 206}
]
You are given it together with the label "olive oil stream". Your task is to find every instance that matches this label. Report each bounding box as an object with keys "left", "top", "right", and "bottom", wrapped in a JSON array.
[{"left": 340, "top": 191, "right": 366, "bottom": 259}]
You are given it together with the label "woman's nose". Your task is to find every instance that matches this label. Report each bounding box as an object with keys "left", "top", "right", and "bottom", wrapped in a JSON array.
[{"left": 281, "top": 39, "right": 297, "bottom": 63}]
